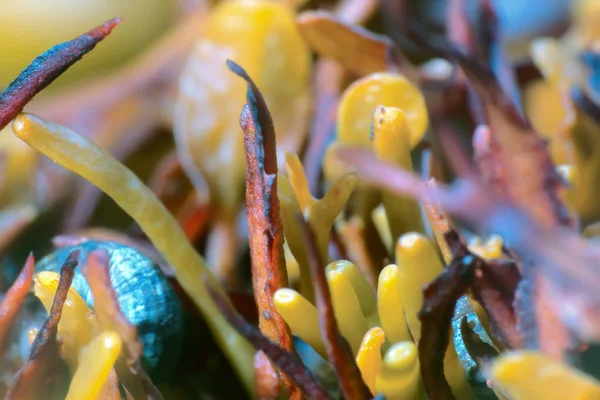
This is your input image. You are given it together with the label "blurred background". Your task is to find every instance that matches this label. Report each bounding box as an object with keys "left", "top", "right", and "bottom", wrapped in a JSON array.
[{"left": 0, "top": 0, "right": 573, "bottom": 91}]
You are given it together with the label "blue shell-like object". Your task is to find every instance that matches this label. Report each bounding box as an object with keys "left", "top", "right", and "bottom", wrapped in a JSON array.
[{"left": 34, "top": 241, "right": 184, "bottom": 377}]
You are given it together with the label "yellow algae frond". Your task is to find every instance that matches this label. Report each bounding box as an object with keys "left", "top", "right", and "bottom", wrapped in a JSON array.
[
  {"left": 394, "top": 233, "right": 443, "bottom": 341},
  {"left": 377, "top": 264, "right": 411, "bottom": 344},
  {"left": 281, "top": 152, "right": 357, "bottom": 301},
  {"left": 327, "top": 260, "right": 376, "bottom": 318},
  {"left": 13, "top": 113, "right": 255, "bottom": 393},
  {"left": 375, "top": 341, "right": 421, "bottom": 400},
  {"left": 372, "top": 106, "right": 424, "bottom": 243},
  {"left": 65, "top": 331, "right": 122, "bottom": 400},
  {"left": 33, "top": 271, "right": 99, "bottom": 373},
  {"left": 273, "top": 288, "right": 325, "bottom": 356},
  {"left": 491, "top": 351, "right": 600, "bottom": 400},
  {"left": 356, "top": 327, "right": 385, "bottom": 395},
  {"left": 325, "top": 263, "right": 370, "bottom": 354}
]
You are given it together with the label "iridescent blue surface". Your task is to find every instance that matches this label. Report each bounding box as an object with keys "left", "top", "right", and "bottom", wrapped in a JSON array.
[{"left": 35, "top": 241, "right": 184, "bottom": 378}]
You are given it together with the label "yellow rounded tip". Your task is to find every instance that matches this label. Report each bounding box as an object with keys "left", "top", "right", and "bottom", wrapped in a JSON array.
[
  {"left": 384, "top": 341, "right": 418, "bottom": 371},
  {"left": 362, "top": 326, "right": 386, "bottom": 346},
  {"left": 36, "top": 271, "right": 60, "bottom": 287},
  {"left": 379, "top": 264, "right": 398, "bottom": 280},
  {"left": 373, "top": 106, "right": 409, "bottom": 134},
  {"left": 326, "top": 259, "right": 353, "bottom": 273},
  {"left": 338, "top": 72, "right": 428, "bottom": 148},
  {"left": 396, "top": 232, "right": 430, "bottom": 256},
  {"left": 556, "top": 164, "right": 578, "bottom": 184},
  {"left": 273, "top": 288, "right": 297, "bottom": 304}
]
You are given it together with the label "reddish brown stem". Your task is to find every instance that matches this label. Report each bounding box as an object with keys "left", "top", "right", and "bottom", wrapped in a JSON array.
[
  {"left": 6, "top": 251, "right": 79, "bottom": 400},
  {"left": 0, "top": 18, "right": 121, "bottom": 131},
  {"left": 298, "top": 216, "right": 370, "bottom": 400},
  {"left": 0, "top": 254, "right": 35, "bottom": 359}
]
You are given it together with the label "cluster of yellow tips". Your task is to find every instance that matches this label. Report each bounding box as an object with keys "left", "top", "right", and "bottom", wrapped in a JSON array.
[
  {"left": 274, "top": 233, "right": 473, "bottom": 399},
  {"left": 274, "top": 70, "right": 468, "bottom": 399},
  {"left": 34, "top": 271, "right": 121, "bottom": 399}
]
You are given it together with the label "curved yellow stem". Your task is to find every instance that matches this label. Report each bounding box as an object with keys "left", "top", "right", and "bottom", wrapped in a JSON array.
[
  {"left": 273, "top": 288, "right": 325, "bottom": 356},
  {"left": 65, "top": 331, "right": 122, "bottom": 400},
  {"left": 377, "top": 264, "right": 411, "bottom": 344},
  {"left": 375, "top": 341, "right": 422, "bottom": 400},
  {"left": 356, "top": 327, "right": 385, "bottom": 395},
  {"left": 13, "top": 113, "right": 255, "bottom": 394}
]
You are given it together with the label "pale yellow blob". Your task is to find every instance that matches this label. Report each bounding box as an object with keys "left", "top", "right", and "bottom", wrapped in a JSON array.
[
  {"left": 491, "top": 351, "right": 600, "bottom": 400},
  {"left": 174, "top": 0, "right": 311, "bottom": 216}
]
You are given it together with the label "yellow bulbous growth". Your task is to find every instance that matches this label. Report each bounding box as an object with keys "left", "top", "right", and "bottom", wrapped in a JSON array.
[
  {"left": 337, "top": 73, "right": 428, "bottom": 148},
  {"left": 175, "top": 0, "right": 311, "bottom": 215},
  {"left": 375, "top": 341, "right": 422, "bottom": 400},
  {"left": 0, "top": 0, "right": 175, "bottom": 89}
]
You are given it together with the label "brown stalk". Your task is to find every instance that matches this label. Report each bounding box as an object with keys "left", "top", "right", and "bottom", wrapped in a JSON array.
[
  {"left": 227, "top": 60, "right": 298, "bottom": 398},
  {"left": 424, "top": 181, "right": 522, "bottom": 350},
  {"left": 206, "top": 285, "right": 333, "bottom": 400},
  {"left": 418, "top": 252, "right": 478, "bottom": 400},
  {"left": 298, "top": 216, "right": 370, "bottom": 400},
  {"left": 79, "top": 249, "right": 163, "bottom": 400},
  {"left": 472, "top": 259, "right": 522, "bottom": 349},
  {"left": 6, "top": 251, "right": 79, "bottom": 400},
  {"left": 0, "top": 18, "right": 120, "bottom": 131},
  {"left": 0, "top": 254, "right": 35, "bottom": 359}
]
